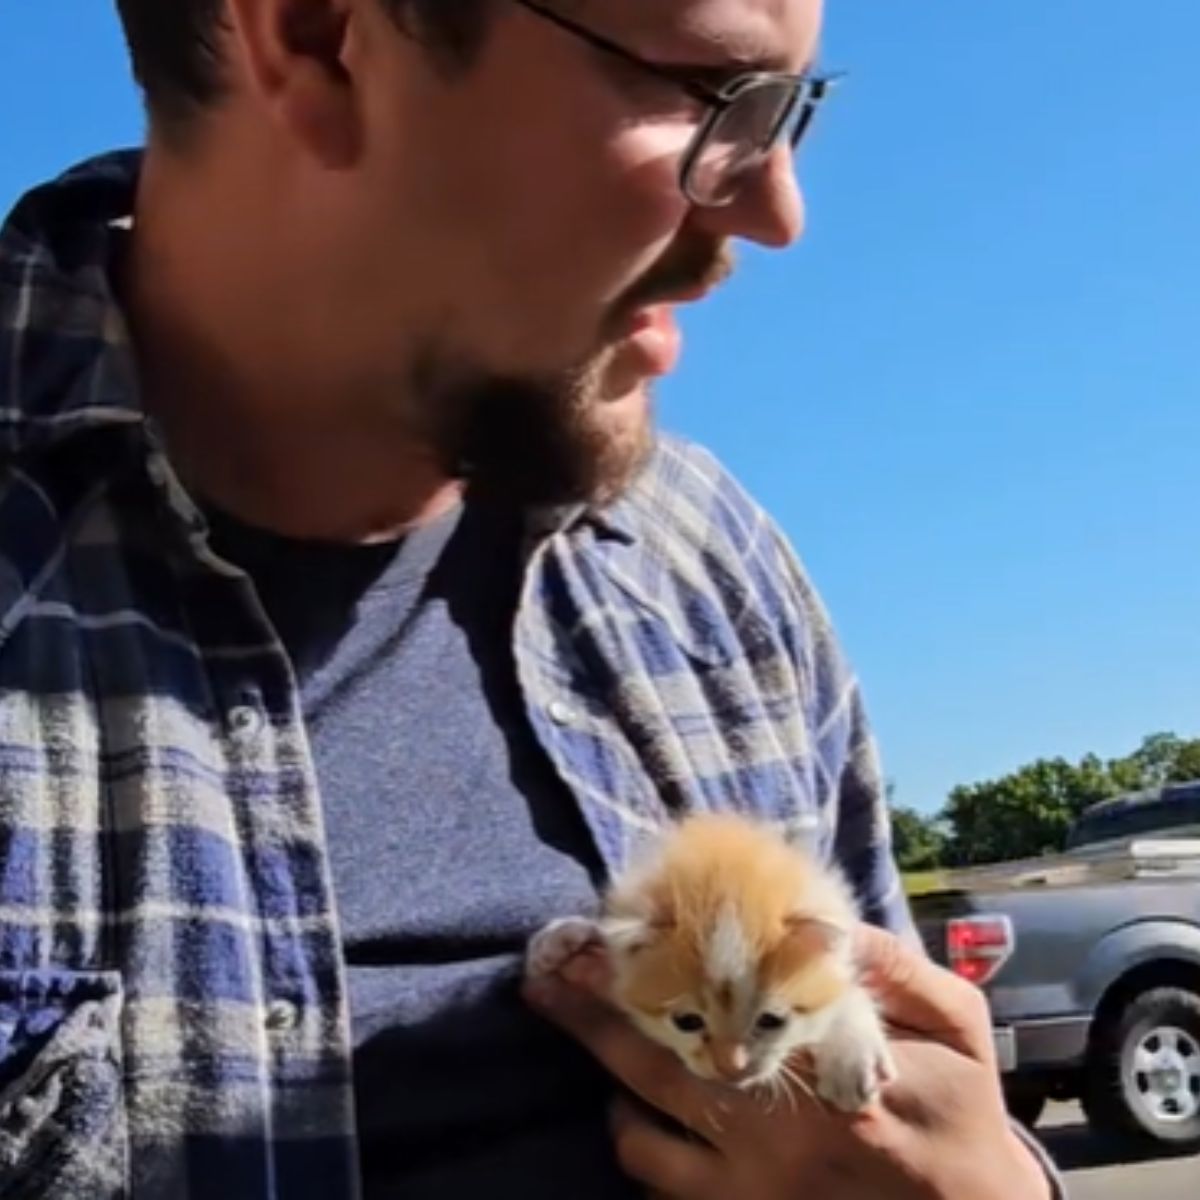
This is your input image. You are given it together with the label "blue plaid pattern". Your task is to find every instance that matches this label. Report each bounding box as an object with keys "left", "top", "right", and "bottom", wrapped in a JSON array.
[{"left": 0, "top": 153, "right": 910, "bottom": 1199}]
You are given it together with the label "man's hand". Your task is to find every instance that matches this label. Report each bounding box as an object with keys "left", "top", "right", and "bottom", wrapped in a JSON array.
[{"left": 523, "top": 925, "right": 1053, "bottom": 1200}]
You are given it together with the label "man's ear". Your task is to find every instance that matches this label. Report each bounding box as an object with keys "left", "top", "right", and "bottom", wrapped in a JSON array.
[{"left": 225, "top": 0, "right": 361, "bottom": 166}]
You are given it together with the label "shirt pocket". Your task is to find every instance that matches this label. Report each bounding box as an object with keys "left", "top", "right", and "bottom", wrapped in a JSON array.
[{"left": 0, "top": 970, "right": 128, "bottom": 1200}]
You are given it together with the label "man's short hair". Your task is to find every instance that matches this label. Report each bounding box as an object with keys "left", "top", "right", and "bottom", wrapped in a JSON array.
[{"left": 114, "top": 0, "right": 495, "bottom": 141}]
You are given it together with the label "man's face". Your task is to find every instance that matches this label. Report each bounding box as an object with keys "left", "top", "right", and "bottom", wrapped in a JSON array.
[{"left": 314, "top": 0, "right": 823, "bottom": 504}]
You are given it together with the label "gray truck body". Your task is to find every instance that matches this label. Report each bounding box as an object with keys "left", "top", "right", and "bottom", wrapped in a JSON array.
[
  {"left": 915, "top": 867, "right": 1200, "bottom": 1077},
  {"left": 912, "top": 786, "right": 1200, "bottom": 1143}
]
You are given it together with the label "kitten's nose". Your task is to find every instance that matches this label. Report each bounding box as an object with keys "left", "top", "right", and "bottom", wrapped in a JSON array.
[{"left": 710, "top": 1042, "right": 751, "bottom": 1082}]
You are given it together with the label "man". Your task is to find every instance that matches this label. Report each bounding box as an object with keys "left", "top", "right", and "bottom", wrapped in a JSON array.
[{"left": 0, "top": 1, "right": 1059, "bottom": 1197}]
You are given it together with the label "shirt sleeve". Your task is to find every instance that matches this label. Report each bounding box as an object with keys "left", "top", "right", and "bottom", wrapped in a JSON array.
[
  {"left": 762, "top": 520, "right": 914, "bottom": 941},
  {"left": 1013, "top": 1121, "right": 1068, "bottom": 1198},
  {"left": 829, "top": 678, "right": 917, "bottom": 941}
]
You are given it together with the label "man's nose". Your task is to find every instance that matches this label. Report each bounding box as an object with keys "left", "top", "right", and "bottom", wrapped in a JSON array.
[{"left": 690, "top": 148, "right": 806, "bottom": 250}]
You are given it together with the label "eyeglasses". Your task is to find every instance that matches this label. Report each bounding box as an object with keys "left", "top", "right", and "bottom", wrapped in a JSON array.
[{"left": 513, "top": 0, "right": 839, "bottom": 208}]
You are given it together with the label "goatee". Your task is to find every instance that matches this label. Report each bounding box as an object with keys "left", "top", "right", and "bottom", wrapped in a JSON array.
[{"left": 410, "top": 347, "right": 654, "bottom": 509}]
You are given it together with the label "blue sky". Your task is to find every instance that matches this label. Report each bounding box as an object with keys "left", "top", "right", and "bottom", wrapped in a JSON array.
[{"left": 2, "top": 3, "right": 1197, "bottom": 813}]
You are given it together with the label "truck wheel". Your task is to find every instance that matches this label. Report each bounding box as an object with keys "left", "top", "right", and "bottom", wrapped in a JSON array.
[
  {"left": 1003, "top": 1080, "right": 1047, "bottom": 1129},
  {"left": 1082, "top": 986, "right": 1200, "bottom": 1150}
]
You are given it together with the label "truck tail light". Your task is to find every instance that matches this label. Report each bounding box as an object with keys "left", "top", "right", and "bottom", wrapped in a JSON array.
[{"left": 947, "top": 915, "right": 1014, "bottom": 986}]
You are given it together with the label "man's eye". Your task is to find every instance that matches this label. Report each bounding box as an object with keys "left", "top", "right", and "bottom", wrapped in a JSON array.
[
  {"left": 602, "top": 59, "right": 701, "bottom": 115},
  {"left": 671, "top": 1012, "right": 706, "bottom": 1033}
]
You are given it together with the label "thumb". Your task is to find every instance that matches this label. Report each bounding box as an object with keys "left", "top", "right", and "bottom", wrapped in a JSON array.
[
  {"left": 524, "top": 971, "right": 609, "bottom": 1036},
  {"left": 522, "top": 943, "right": 619, "bottom": 1042},
  {"left": 854, "top": 924, "right": 994, "bottom": 1064},
  {"left": 522, "top": 970, "right": 718, "bottom": 1138}
]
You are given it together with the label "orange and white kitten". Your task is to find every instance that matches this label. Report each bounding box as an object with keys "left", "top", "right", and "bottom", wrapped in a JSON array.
[{"left": 527, "top": 812, "right": 897, "bottom": 1112}]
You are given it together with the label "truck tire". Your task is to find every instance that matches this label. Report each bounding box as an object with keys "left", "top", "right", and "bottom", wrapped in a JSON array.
[
  {"left": 1003, "top": 1079, "right": 1047, "bottom": 1129},
  {"left": 1082, "top": 986, "right": 1200, "bottom": 1150}
]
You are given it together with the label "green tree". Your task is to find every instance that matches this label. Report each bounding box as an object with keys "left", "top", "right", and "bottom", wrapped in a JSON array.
[
  {"left": 938, "top": 732, "right": 1200, "bottom": 867},
  {"left": 941, "top": 757, "right": 1111, "bottom": 866},
  {"left": 1109, "top": 732, "right": 1200, "bottom": 788},
  {"left": 1168, "top": 739, "right": 1200, "bottom": 783},
  {"left": 890, "top": 805, "right": 946, "bottom": 872}
]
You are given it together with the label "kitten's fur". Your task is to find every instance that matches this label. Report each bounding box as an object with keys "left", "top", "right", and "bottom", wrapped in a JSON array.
[{"left": 527, "top": 812, "right": 897, "bottom": 1112}]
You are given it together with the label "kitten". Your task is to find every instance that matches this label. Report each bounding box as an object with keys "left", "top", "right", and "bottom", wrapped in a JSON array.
[{"left": 527, "top": 811, "right": 897, "bottom": 1112}]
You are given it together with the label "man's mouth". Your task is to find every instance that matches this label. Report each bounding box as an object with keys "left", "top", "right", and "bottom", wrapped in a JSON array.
[
  {"left": 603, "top": 246, "right": 732, "bottom": 385},
  {"left": 656, "top": 281, "right": 718, "bottom": 306},
  {"left": 619, "top": 302, "right": 684, "bottom": 379}
]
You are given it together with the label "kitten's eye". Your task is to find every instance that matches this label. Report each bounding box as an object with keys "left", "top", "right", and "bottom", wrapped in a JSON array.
[
  {"left": 755, "top": 1012, "right": 787, "bottom": 1033},
  {"left": 671, "top": 1012, "right": 706, "bottom": 1034}
]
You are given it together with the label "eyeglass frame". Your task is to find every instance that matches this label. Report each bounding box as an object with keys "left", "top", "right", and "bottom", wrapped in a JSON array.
[{"left": 512, "top": 0, "right": 841, "bottom": 207}]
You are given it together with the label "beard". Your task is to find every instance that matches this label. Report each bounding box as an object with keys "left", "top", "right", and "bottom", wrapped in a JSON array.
[
  {"left": 407, "top": 236, "right": 734, "bottom": 510},
  {"left": 409, "top": 345, "right": 654, "bottom": 509}
]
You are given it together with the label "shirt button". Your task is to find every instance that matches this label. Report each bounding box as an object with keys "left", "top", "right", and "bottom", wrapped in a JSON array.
[
  {"left": 265, "top": 1000, "right": 299, "bottom": 1033},
  {"left": 228, "top": 705, "right": 264, "bottom": 741},
  {"left": 548, "top": 700, "right": 577, "bottom": 726}
]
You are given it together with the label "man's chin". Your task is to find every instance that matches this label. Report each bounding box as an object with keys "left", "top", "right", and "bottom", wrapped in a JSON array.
[
  {"left": 450, "top": 387, "right": 654, "bottom": 511},
  {"left": 414, "top": 337, "right": 658, "bottom": 510},
  {"left": 598, "top": 329, "right": 677, "bottom": 404},
  {"left": 586, "top": 388, "right": 657, "bottom": 503},
  {"left": 536, "top": 386, "right": 656, "bottom": 509},
  {"left": 595, "top": 375, "right": 654, "bottom": 425}
]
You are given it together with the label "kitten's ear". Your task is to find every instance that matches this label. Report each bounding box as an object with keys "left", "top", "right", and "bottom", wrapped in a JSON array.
[
  {"left": 601, "top": 914, "right": 674, "bottom": 956},
  {"left": 784, "top": 915, "right": 850, "bottom": 956}
]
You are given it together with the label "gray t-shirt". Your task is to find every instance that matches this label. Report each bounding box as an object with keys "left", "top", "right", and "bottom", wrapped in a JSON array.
[{"left": 205, "top": 498, "right": 639, "bottom": 1199}]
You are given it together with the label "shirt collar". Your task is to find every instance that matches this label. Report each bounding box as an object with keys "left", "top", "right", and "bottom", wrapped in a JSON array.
[{"left": 0, "top": 150, "right": 146, "bottom": 456}]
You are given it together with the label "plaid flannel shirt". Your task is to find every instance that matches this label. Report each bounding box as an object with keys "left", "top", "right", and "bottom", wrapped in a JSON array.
[{"left": 0, "top": 153, "right": 913, "bottom": 1199}]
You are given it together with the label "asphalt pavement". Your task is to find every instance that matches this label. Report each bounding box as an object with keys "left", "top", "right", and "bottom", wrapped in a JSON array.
[{"left": 1037, "top": 1102, "right": 1198, "bottom": 1200}]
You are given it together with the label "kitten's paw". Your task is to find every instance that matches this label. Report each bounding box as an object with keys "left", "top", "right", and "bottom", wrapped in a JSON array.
[
  {"left": 813, "top": 1028, "right": 898, "bottom": 1113},
  {"left": 525, "top": 917, "right": 601, "bottom": 979}
]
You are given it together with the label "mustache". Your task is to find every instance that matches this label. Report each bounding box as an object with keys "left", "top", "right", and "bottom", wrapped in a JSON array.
[{"left": 617, "top": 239, "right": 736, "bottom": 317}]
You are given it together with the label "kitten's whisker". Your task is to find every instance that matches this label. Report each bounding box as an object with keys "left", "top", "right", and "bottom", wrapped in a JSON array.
[
  {"left": 779, "top": 1058, "right": 809, "bottom": 1094},
  {"left": 776, "top": 1068, "right": 799, "bottom": 1115},
  {"left": 751, "top": 1076, "right": 779, "bottom": 1115},
  {"left": 779, "top": 1061, "right": 815, "bottom": 1114}
]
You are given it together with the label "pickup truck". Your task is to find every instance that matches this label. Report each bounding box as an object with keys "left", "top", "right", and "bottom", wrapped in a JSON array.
[{"left": 910, "top": 788, "right": 1200, "bottom": 1150}]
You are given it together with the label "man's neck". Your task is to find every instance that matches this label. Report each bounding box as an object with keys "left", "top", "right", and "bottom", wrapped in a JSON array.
[
  {"left": 148, "top": 387, "right": 465, "bottom": 542},
  {"left": 118, "top": 161, "right": 461, "bottom": 543}
]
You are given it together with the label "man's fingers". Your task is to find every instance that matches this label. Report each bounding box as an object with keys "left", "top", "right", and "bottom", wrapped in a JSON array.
[
  {"left": 611, "top": 1096, "right": 721, "bottom": 1200},
  {"left": 854, "top": 924, "right": 995, "bottom": 1064},
  {"left": 523, "top": 973, "right": 723, "bottom": 1138}
]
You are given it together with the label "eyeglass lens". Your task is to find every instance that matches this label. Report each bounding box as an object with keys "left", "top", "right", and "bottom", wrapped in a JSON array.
[{"left": 687, "top": 79, "right": 813, "bottom": 206}]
